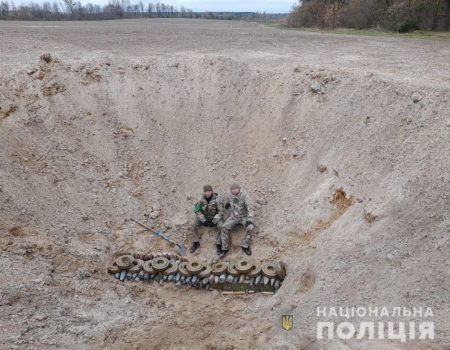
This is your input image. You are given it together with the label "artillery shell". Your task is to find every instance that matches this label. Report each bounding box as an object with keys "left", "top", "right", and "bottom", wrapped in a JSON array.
[
  {"left": 205, "top": 283, "right": 210, "bottom": 290},
  {"left": 126, "top": 272, "right": 133, "bottom": 280},
  {"left": 254, "top": 275, "right": 261, "bottom": 285},
  {"left": 159, "top": 279, "right": 164, "bottom": 285},
  {"left": 134, "top": 276, "right": 140, "bottom": 281},
  {"left": 138, "top": 271, "right": 144, "bottom": 279},
  {"left": 214, "top": 276, "right": 219, "bottom": 284},
  {"left": 186, "top": 276, "right": 192, "bottom": 284},
  {"left": 233, "top": 277, "right": 239, "bottom": 284},
  {"left": 149, "top": 274, "right": 155, "bottom": 280},
  {"left": 144, "top": 273, "right": 149, "bottom": 281},
  {"left": 202, "top": 277, "right": 209, "bottom": 286},
  {"left": 115, "top": 273, "right": 120, "bottom": 279},
  {"left": 192, "top": 276, "right": 198, "bottom": 284},
  {"left": 263, "top": 276, "right": 270, "bottom": 286},
  {"left": 270, "top": 278, "right": 275, "bottom": 286},
  {"left": 250, "top": 277, "right": 255, "bottom": 286},
  {"left": 181, "top": 276, "right": 186, "bottom": 282},
  {"left": 176, "top": 281, "right": 182, "bottom": 288},
  {"left": 209, "top": 275, "right": 215, "bottom": 284},
  {"left": 168, "top": 275, "right": 174, "bottom": 282},
  {"left": 175, "top": 273, "right": 181, "bottom": 282},
  {"left": 219, "top": 274, "right": 226, "bottom": 284},
  {"left": 274, "top": 279, "right": 281, "bottom": 289},
  {"left": 119, "top": 270, "right": 127, "bottom": 282},
  {"left": 132, "top": 273, "right": 138, "bottom": 279},
  {"left": 226, "top": 275, "right": 234, "bottom": 284},
  {"left": 239, "top": 275, "right": 246, "bottom": 284}
]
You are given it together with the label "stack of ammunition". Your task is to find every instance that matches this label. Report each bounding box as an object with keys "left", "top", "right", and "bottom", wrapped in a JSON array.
[{"left": 107, "top": 253, "right": 286, "bottom": 294}]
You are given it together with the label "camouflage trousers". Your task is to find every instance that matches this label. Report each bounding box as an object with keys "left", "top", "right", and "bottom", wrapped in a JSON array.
[
  {"left": 192, "top": 218, "right": 223, "bottom": 245},
  {"left": 220, "top": 216, "right": 254, "bottom": 250}
]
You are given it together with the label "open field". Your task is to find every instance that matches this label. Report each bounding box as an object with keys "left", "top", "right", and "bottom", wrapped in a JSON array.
[
  {"left": 1, "top": 18, "right": 449, "bottom": 349},
  {"left": 265, "top": 23, "right": 450, "bottom": 41}
]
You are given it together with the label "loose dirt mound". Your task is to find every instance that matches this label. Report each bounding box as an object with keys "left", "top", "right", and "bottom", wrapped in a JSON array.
[{"left": 1, "top": 51, "right": 449, "bottom": 349}]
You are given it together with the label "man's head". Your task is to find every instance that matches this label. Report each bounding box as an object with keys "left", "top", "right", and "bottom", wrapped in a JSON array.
[
  {"left": 230, "top": 183, "right": 240, "bottom": 195},
  {"left": 203, "top": 184, "right": 213, "bottom": 199}
]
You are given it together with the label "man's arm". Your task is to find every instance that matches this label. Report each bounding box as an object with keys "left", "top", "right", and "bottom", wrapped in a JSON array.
[
  {"left": 244, "top": 192, "right": 254, "bottom": 221},
  {"left": 213, "top": 196, "right": 227, "bottom": 224},
  {"left": 194, "top": 201, "right": 206, "bottom": 223}
]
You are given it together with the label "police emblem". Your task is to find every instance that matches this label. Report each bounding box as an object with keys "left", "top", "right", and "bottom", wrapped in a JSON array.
[{"left": 281, "top": 315, "right": 293, "bottom": 331}]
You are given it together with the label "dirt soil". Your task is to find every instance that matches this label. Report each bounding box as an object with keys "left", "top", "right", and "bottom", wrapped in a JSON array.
[{"left": 0, "top": 19, "right": 449, "bottom": 350}]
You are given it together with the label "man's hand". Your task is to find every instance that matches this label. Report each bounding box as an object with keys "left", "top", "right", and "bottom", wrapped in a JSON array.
[{"left": 200, "top": 217, "right": 206, "bottom": 224}]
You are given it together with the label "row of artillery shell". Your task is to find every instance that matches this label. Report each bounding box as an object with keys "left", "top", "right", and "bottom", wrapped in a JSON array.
[
  {"left": 108, "top": 255, "right": 286, "bottom": 280},
  {"left": 112, "top": 268, "right": 284, "bottom": 293}
]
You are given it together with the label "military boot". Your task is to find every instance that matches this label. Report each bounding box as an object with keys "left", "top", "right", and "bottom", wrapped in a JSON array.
[{"left": 190, "top": 242, "right": 200, "bottom": 253}]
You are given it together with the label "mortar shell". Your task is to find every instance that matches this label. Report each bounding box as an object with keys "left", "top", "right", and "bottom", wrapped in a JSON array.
[{"left": 119, "top": 270, "right": 127, "bottom": 281}]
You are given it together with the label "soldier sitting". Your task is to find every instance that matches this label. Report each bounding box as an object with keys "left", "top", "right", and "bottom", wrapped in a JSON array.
[
  {"left": 219, "top": 183, "right": 255, "bottom": 258},
  {"left": 190, "top": 185, "right": 223, "bottom": 254}
]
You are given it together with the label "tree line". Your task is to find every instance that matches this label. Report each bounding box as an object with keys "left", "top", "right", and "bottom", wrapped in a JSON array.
[
  {"left": 288, "top": 0, "right": 450, "bottom": 31},
  {"left": 0, "top": 0, "right": 285, "bottom": 21},
  {"left": 0, "top": 0, "right": 195, "bottom": 20}
]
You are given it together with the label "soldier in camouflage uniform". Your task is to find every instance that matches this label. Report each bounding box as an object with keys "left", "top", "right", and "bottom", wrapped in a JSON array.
[
  {"left": 219, "top": 183, "right": 255, "bottom": 257},
  {"left": 190, "top": 185, "right": 223, "bottom": 254}
]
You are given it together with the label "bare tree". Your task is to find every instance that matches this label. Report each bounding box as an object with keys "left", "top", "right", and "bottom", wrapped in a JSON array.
[{"left": 0, "top": 1, "right": 9, "bottom": 18}]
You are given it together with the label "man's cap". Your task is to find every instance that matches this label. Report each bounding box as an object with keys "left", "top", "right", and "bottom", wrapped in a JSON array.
[
  {"left": 203, "top": 184, "right": 213, "bottom": 192},
  {"left": 230, "top": 183, "right": 240, "bottom": 190}
]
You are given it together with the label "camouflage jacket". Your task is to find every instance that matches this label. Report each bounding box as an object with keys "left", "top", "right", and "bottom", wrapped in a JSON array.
[
  {"left": 194, "top": 193, "right": 222, "bottom": 222},
  {"left": 222, "top": 191, "right": 254, "bottom": 220}
]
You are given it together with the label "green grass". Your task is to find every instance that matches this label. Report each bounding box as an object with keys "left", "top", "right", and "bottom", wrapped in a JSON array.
[{"left": 264, "top": 22, "right": 450, "bottom": 41}]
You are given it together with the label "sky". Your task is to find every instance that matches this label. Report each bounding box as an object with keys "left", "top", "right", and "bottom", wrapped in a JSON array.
[{"left": 13, "top": 0, "right": 297, "bottom": 13}]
